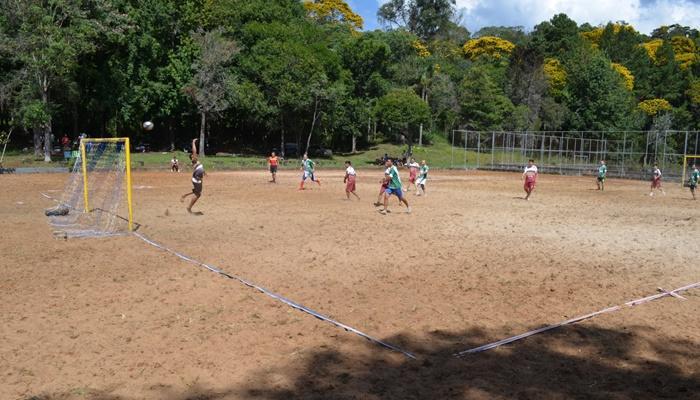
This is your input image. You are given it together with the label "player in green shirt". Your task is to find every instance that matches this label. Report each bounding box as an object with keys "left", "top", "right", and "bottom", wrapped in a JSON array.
[
  {"left": 415, "top": 160, "right": 429, "bottom": 196},
  {"left": 380, "top": 159, "right": 410, "bottom": 214},
  {"left": 299, "top": 153, "right": 321, "bottom": 190},
  {"left": 596, "top": 160, "right": 607, "bottom": 191},
  {"left": 689, "top": 164, "right": 699, "bottom": 200}
]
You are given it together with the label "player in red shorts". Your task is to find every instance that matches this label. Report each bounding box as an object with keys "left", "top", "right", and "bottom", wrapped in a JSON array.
[
  {"left": 522, "top": 159, "right": 538, "bottom": 201},
  {"left": 649, "top": 163, "right": 665, "bottom": 196},
  {"left": 406, "top": 158, "right": 420, "bottom": 192},
  {"left": 344, "top": 161, "right": 360, "bottom": 200}
]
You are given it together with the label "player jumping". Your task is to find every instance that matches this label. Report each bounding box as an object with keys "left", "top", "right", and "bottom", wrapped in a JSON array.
[
  {"left": 523, "top": 159, "right": 538, "bottom": 201},
  {"left": 688, "top": 164, "right": 699, "bottom": 200},
  {"left": 380, "top": 159, "right": 410, "bottom": 214},
  {"left": 649, "top": 163, "right": 665, "bottom": 197},
  {"left": 180, "top": 139, "right": 205, "bottom": 213},
  {"left": 344, "top": 161, "right": 360, "bottom": 200},
  {"left": 299, "top": 153, "right": 321, "bottom": 190},
  {"left": 268, "top": 151, "right": 279, "bottom": 183},
  {"left": 596, "top": 160, "right": 607, "bottom": 191},
  {"left": 415, "top": 160, "right": 429, "bottom": 196}
]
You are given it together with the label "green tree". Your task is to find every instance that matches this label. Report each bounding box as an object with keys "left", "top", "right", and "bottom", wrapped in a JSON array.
[
  {"left": 374, "top": 88, "right": 430, "bottom": 153},
  {"left": 378, "top": 0, "right": 456, "bottom": 41},
  {"left": 458, "top": 64, "right": 514, "bottom": 130}
]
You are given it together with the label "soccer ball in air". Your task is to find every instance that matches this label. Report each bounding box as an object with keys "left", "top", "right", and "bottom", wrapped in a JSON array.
[{"left": 142, "top": 121, "right": 154, "bottom": 131}]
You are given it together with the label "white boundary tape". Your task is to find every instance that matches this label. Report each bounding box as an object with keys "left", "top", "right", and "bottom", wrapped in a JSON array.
[
  {"left": 133, "top": 232, "right": 417, "bottom": 359},
  {"left": 454, "top": 282, "right": 700, "bottom": 357}
]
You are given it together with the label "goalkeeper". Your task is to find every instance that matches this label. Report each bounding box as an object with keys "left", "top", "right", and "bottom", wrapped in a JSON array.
[{"left": 180, "top": 139, "right": 205, "bottom": 213}]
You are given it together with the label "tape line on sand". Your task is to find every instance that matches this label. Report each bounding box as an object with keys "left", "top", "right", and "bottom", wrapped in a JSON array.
[
  {"left": 454, "top": 282, "right": 700, "bottom": 357},
  {"left": 133, "top": 232, "right": 417, "bottom": 360}
]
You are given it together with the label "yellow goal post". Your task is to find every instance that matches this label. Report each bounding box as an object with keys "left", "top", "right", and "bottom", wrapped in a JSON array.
[
  {"left": 682, "top": 155, "right": 700, "bottom": 187},
  {"left": 79, "top": 137, "right": 134, "bottom": 231}
]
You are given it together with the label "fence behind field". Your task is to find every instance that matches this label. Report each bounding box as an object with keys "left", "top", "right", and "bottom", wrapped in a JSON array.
[{"left": 450, "top": 130, "right": 700, "bottom": 183}]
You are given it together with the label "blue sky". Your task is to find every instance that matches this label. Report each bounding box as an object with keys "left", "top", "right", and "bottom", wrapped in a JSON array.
[{"left": 350, "top": 0, "right": 700, "bottom": 35}]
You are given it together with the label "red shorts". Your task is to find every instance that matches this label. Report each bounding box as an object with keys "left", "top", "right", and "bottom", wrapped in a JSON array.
[
  {"left": 379, "top": 183, "right": 388, "bottom": 195},
  {"left": 409, "top": 171, "right": 417, "bottom": 183},
  {"left": 651, "top": 177, "right": 661, "bottom": 188},
  {"left": 524, "top": 177, "right": 536, "bottom": 191},
  {"left": 346, "top": 175, "right": 356, "bottom": 192}
]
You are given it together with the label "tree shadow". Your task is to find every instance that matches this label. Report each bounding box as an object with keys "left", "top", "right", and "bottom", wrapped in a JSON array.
[{"left": 239, "top": 324, "right": 700, "bottom": 400}]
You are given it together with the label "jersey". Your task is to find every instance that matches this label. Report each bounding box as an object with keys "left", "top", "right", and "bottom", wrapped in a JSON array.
[
  {"left": 419, "top": 165, "right": 429, "bottom": 179},
  {"left": 690, "top": 168, "right": 699, "bottom": 185},
  {"left": 598, "top": 165, "right": 607, "bottom": 178},
  {"left": 345, "top": 166, "right": 356, "bottom": 176},
  {"left": 192, "top": 163, "right": 204, "bottom": 183},
  {"left": 302, "top": 159, "right": 315, "bottom": 172},
  {"left": 408, "top": 162, "right": 420, "bottom": 172},
  {"left": 268, "top": 156, "right": 278, "bottom": 166},
  {"left": 653, "top": 168, "right": 662, "bottom": 179},
  {"left": 385, "top": 165, "right": 402, "bottom": 189},
  {"left": 524, "top": 165, "right": 538, "bottom": 175}
]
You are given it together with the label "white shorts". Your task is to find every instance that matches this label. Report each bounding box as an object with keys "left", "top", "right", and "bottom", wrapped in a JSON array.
[
  {"left": 302, "top": 170, "right": 316, "bottom": 181},
  {"left": 416, "top": 177, "right": 427, "bottom": 186}
]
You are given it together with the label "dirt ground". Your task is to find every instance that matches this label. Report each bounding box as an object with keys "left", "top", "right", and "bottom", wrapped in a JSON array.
[{"left": 1, "top": 169, "right": 699, "bottom": 400}]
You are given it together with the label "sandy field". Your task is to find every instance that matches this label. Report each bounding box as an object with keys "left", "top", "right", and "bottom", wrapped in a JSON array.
[{"left": 1, "top": 168, "right": 699, "bottom": 400}]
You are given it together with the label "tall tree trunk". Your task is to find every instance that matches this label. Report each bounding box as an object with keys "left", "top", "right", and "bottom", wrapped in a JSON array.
[
  {"left": 305, "top": 96, "right": 319, "bottom": 155},
  {"left": 351, "top": 134, "right": 357, "bottom": 153},
  {"left": 43, "top": 123, "right": 52, "bottom": 162},
  {"left": 168, "top": 120, "right": 175, "bottom": 151},
  {"left": 199, "top": 112, "right": 206, "bottom": 157},
  {"left": 33, "top": 127, "right": 42, "bottom": 157}
]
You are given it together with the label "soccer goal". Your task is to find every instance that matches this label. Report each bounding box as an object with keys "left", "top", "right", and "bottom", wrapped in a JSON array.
[
  {"left": 682, "top": 155, "right": 700, "bottom": 187},
  {"left": 47, "top": 137, "right": 134, "bottom": 238}
]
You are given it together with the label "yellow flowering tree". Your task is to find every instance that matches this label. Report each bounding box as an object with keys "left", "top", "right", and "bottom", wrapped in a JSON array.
[
  {"left": 412, "top": 40, "right": 431, "bottom": 58},
  {"left": 543, "top": 58, "right": 566, "bottom": 96},
  {"left": 670, "top": 36, "right": 698, "bottom": 70},
  {"left": 580, "top": 28, "right": 603, "bottom": 48},
  {"left": 303, "top": 0, "right": 363, "bottom": 31},
  {"left": 638, "top": 99, "right": 672, "bottom": 116},
  {"left": 462, "top": 36, "right": 515, "bottom": 61},
  {"left": 641, "top": 39, "right": 663, "bottom": 62},
  {"left": 611, "top": 63, "right": 634, "bottom": 91}
]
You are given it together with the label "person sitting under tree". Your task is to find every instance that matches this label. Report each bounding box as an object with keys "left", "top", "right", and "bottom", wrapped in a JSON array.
[{"left": 180, "top": 139, "right": 205, "bottom": 214}]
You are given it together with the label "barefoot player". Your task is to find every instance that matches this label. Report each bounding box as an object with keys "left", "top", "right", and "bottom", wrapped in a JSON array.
[
  {"left": 415, "top": 160, "right": 429, "bottom": 196},
  {"left": 180, "top": 139, "right": 205, "bottom": 213},
  {"left": 344, "top": 161, "right": 360, "bottom": 200},
  {"left": 299, "top": 153, "right": 321, "bottom": 190},
  {"left": 523, "top": 159, "right": 538, "bottom": 200},
  {"left": 649, "top": 163, "right": 665, "bottom": 196},
  {"left": 268, "top": 152, "right": 279, "bottom": 183},
  {"left": 380, "top": 159, "right": 410, "bottom": 214},
  {"left": 688, "top": 164, "right": 699, "bottom": 200},
  {"left": 596, "top": 160, "right": 607, "bottom": 191}
]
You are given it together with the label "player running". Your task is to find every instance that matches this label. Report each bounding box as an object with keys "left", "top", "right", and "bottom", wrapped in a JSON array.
[
  {"left": 522, "top": 159, "right": 538, "bottom": 201},
  {"left": 415, "top": 160, "right": 429, "bottom": 196},
  {"left": 180, "top": 139, "right": 205, "bottom": 213},
  {"left": 688, "top": 164, "right": 699, "bottom": 200},
  {"left": 344, "top": 161, "right": 360, "bottom": 200},
  {"left": 268, "top": 152, "right": 279, "bottom": 183},
  {"left": 596, "top": 160, "right": 607, "bottom": 191},
  {"left": 380, "top": 159, "right": 410, "bottom": 214},
  {"left": 299, "top": 153, "right": 321, "bottom": 190},
  {"left": 649, "top": 163, "right": 665, "bottom": 196},
  {"left": 406, "top": 158, "right": 420, "bottom": 191}
]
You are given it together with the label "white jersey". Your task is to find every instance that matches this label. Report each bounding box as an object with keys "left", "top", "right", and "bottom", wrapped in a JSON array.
[
  {"left": 346, "top": 166, "right": 356, "bottom": 176},
  {"left": 653, "top": 168, "right": 662, "bottom": 178},
  {"left": 524, "top": 165, "right": 538, "bottom": 175}
]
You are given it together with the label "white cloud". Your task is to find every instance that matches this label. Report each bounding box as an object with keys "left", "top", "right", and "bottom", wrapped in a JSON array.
[{"left": 379, "top": 0, "right": 700, "bottom": 34}]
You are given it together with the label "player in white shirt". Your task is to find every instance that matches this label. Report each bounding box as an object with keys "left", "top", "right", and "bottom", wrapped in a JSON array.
[
  {"left": 180, "top": 139, "right": 205, "bottom": 213},
  {"left": 344, "top": 161, "right": 360, "bottom": 200},
  {"left": 406, "top": 158, "right": 420, "bottom": 192},
  {"left": 649, "top": 163, "right": 665, "bottom": 196},
  {"left": 522, "top": 159, "right": 538, "bottom": 201}
]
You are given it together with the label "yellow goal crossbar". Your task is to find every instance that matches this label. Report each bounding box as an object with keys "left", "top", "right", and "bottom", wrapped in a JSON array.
[
  {"left": 682, "top": 155, "right": 700, "bottom": 187},
  {"left": 79, "top": 137, "right": 134, "bottom": 231}
]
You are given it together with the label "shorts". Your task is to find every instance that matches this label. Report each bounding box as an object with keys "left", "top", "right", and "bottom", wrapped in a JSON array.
[
  {"left": 270, "top": 165, "right": 278, "bottom": 174},
  {"left": 651, "top": 177, "right": 662, "bottom": 188},
  {"left": 409, "top": 172, "right": 417, "bottom": 183},
  {"left": 385, "top": 187, "right": 403, "bottom": 199},
  {"left": 302, "top": 170, "right": 315, "bottom": 181},
  {"left": 690, "top": 183, "right": 697, "bottom": 190},
  {"left": 597, "top": 176, "right": 605, "bottom": 182},
  {"left": 378, "top": 183, "right": 388, "bottom": 195},
  {"left": 524, "top": 177, "right": 536, "bottom": 191},
  {"left": 346, "top": 175, "right": 356, "bottom": 192},
  {"left": 192, "top": 181, "right": 203, "bottom": 196},
  {"left": 416, "top": 177, "right": 427, "bottom": 186}
]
